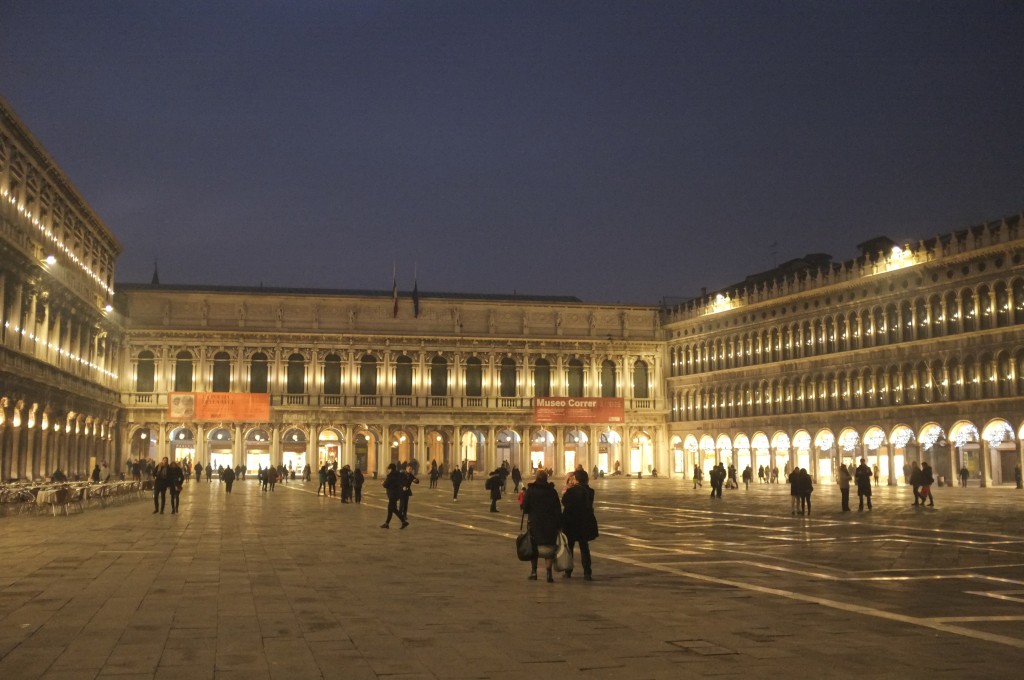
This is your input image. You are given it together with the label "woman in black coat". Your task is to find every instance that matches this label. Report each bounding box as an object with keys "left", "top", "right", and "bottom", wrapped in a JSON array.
[
  {"left": 521, "top": 469, "right": 562, "bottom": 582},
  {"left": 561, "top": 469, "right": 598, "bottom": 580}
]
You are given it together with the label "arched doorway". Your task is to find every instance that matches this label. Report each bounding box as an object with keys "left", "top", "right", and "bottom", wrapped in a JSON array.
[
  {"left": 862, "top": 426, "right": 888, "bottom": 485},
  {"left": 281, "top": 428, "right": 307, "bottom": 478},
  {"left": 751, "top": 432, "right": 770, "bottom": 479},
  {"left": 733, "top": 433, "right": 751, "bottom": 477},
  {"left": 772, "top": 431, "right": 791, "bottom": 477},
  {"left": 981, "top": 419, "right": 1016, "bottom": 485},
  {"left": 889, "top": 424, "right": 916, "bottom": 485},
  {"left": 243, "top": 428, "right": 270, "bottom": 473},
  {"left": 460, "top": 429, "right": 485, "bottom": 475},
  {"left": 599, "top": 429, "right": 622, "bottom": 476},
  {"left": 564, "top": 429, "right": 588, "bottom": 474},
  {"left": 950, "top": 421, "right": 980, "bottom": 485},
  {"left": 699, "top": 435, "right": 716, "bottom": 478},
  {"left": 631, "top": 431, "right": 654, "bottom": 476},
  {"left": 353, "top": 430, "right": 379, "bottom": 477},
  {"left": 426, "top": 429, "right": 449, "bottom": 473},
  {"left": 815, "top": 429, "right": 836, "bottom": 481},
  {"left": 529, "top": 429, "right": 552, "bottom": 473},
  {"left": 168, "top": 426, "right": 195, "bottom": 464},
  {"left": 318, "top": 428, "right": 343, "bottom": 468}
]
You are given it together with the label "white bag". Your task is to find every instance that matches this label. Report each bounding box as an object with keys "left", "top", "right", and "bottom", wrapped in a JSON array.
[{"left": 554, "top": 532, "right": 574, "bottom": 572}]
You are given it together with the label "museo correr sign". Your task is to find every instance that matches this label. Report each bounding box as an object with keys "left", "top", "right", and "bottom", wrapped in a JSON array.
[{"left": 533, "top": 397, "right": 625, "bottom": 424}]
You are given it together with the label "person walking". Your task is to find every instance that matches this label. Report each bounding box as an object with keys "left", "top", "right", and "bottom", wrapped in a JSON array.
[
  {"left": 317, "top": 464, "right": 328, "bottom": 496},
  {"left": 353, "top": 467, "right": 364, "bottom": 503},
  {"left": 798, "top": 468, "right": 813, "bottom": 515},
  {"left": 522, "top": 469, "right": 562, "bottom": 583},
  {"left": 511, "top": 464, "right": 522, "bottom": 493},
  {"left": 399, "top": 464, "right": 419, "bottom": 521},
  {"left": 326, "top": 466, "right": 337, "bottom": 496},
  {"left": 168, "top": 459, "right": 185, "bottom": 513},
  {"left": 959, "top": 465, "right": 970, "bottom": 487},
  {"left": 838, "top": 462, "right": 851, "bottom": 511},
  {"left": 194, "top": 461, "right": 202, "bottom": 483},
  {"left": 303, "top": 463, "right": 311, "bottom": 482},
  {"left": 153, "top": 456, "right": 171, "bottom": 514},
  {"left": 855, "top": 458, "right": 873, "bottom": 511},
  {"left": 789, "top": 467, "right": 801, "bottom": 515},
  {"left": 919, "top": 462, "right": 935, "bottom": 507},
  {"left": 1015, "top": 464, "right": 1023, "bottom": 489},
  {"left": 221, "top": 465, "right": 236, "bottom": 493},
  {"left": 380, "top": 463, "right": 408, "bottom": 529},
  {"left": 450, "top": 465, "right": 463, "bottom": 501},
  {"left": 693, "top": 464, "right": 703, "bottom": 490},
  {"left": 205, "top": 463, "right": 213, "bottom": 482},
  {"left": 742, "top": 465, "right": 752, "bottom": 491},
  {"left": 91, "top": 464, "right": 101, "bottom": 483},
  {"left": 910, "top": 461, "right": 922, "bottom": 505},
  {"left": 561, "top": 469, "right": 598, "bottom": 580},
  {"left": 340, "top": 465, "right": 353, "bottom": 503},
  {"left": 758, "top": 464, "right": 766, "bottom": 484},
  {"left": 486, "top": 469, "right": 502, "bottom": 512},
  {"left": 267, "top": 465, "right": 279, "bottom": 492}
]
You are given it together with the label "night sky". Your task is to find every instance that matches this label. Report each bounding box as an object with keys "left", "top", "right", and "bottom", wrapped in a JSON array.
[{"left": 2, "top": 1, "right": 1022, "bottom": 304}]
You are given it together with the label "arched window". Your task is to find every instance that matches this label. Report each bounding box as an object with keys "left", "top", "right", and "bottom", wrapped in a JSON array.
[
  {"left": 395, "top": 355, "right": 413, "bottom": 396},
  {"left": 500, "top": 358, "right": 517, "bottom": 397},
  {"left": 250, "top": 352, "right": 268, "bottom": 393},
  {"left": 601, "top": 360, "right": 617, "bottom": 397},
  {"left": 430, "top": 356, "right": 448, "bottom": 396},
  {"left": 136, "top": 350, "right": 155, "bottom": 393},
  {"left": 287, "top": 353, "right": 305, "bottom": 394},
  {"left": 995, "top": 282, "right": 1010, "bottom": 327},
  {"left": 945, "top": 292, "right": 959, "bottom": 335},
  {"left": 900, "top": 302, "right": 913, "bottom": 342},
  {"left": 359, "top": 355, "right": 377, "bottom": 395},
  {"left": 567, "top": 359, "right": 584, "bottom": 397},
  {"left": 533, "top": 359, "right": 551, "bottom": 397},
  {"left": 212, "top": 351, "right": 231, "bottom": 392},
  {"left": 961, "top": 289, "right": 976, "bottom": 332},
  {"left": 174, "top": 351, "right": 193, "bottom": 392},
  {"left": 465, "top": 357, "right": 482, "bottom": 397},
  {"left": 323, "top": 353, "right": 341, "bottom": 395},
  {"left": 1014, "top": 279, "right": 1024, "bottom": 324},
  {"left": 978, "top": 285, "right": 993, "bottom": 330},
  {"left": 633, "top": 360, "right": 649, "bottom": 399}
]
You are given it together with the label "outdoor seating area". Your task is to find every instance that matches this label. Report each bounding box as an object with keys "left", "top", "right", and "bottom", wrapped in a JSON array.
[{"left": 0, "top": 481, "right": 144, "bottom": 517}]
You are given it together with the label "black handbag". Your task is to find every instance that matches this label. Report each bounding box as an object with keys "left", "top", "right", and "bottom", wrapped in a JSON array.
[{"left": 515, "top": 512, "right": 535, "bottom": 561}]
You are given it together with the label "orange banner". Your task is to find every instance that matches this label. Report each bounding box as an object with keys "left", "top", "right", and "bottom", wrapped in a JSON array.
[
  {"left": 534, "top": 397, "right": 624, "bottom": 424},
  {"left": 168, "top": 393, "right": 270, "bottom": 421}
]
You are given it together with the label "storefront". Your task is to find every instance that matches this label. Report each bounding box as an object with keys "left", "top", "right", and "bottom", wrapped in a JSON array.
[{"left": 207, "top": 427, "right": 233, "bottom": 470}]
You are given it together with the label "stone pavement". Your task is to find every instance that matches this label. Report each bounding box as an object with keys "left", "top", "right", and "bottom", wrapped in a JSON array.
[{"left": 1, "top": 475, "right": 1023, "bottom": 679}]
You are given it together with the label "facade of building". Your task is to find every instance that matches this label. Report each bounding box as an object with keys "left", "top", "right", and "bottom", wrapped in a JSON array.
[
  {"left": 2, "top": 96, "right": 1022, "bottom": 486},
  {"left": 664, "top": 223, "right": 1024, "bottom": 488},
  {"left": 116, "top": 284, "right": 664, "bottom": 479},
  {"left": 0, "top": 98, "right": 123, "bottom": 482}
]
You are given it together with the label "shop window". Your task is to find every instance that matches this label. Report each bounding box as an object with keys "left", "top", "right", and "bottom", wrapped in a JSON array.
[
  {"left": 430, "top": 356, "right": 448, "bottom": 396},
  {"left": 500, "top": 358, "right": 517, "bottom": 397},
  {"left": 287, "top": 353, "right": 305, "bottom": 394},
  {"left": 567, "top": 359, "right": 584, "bottom": 397},
  {"left": 601, "top": 360, "right": 617, "bottom": 397},
  {"left": 534, "top": 359, "right": 550, "bottom": 397},
  {"left": 359, "top": 355, "right": 377, "bottom": 395},
  {"left": 633, "top": 361, "right": 649, "bottom": 399}
]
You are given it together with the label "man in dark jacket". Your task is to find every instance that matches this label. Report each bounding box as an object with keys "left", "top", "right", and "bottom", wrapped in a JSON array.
[
  {"left": 399, "top": 464, "right": 419, "bottom": 522},
  {"left": 221, "top": 465, "right": 236, "bottom": 494},
  {"left": 450, "top": 466, "right": 463, "bottom": 501},
  {"left": 855, "top": 458, "right": 873, "bottom": 511},
  {"left": 486, "top": 470, "right": 502, "bottom": 512},
  {"left": 153, "top": 457, "right": 171, "bottom": 514},
  {"left": 561, "top": 469, "right": 598, "bottom": 580},
  {"left": 353, "top": 467, "right": 364, "bottom": 503},
  {"left": 511, "top": 465, "right": 523, "bottom": 492},
  {"left": 340, "top": 465, "right": 352, "bottom": 503},
  {"left": 380, "top": 463, "right": 408, "bottom": 529}
]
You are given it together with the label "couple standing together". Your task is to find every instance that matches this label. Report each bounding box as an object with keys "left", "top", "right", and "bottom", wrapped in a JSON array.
[{"left": 521, "top": 468, "right": 598, "bottom": 582}]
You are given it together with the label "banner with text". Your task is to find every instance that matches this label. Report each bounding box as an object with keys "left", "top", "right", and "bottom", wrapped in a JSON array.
[
  {"left": 168, "top": 393, "right": 271, "bottom": 421},
  {"left": 533, "top": 397, "right": 624, "bottom": 423}
]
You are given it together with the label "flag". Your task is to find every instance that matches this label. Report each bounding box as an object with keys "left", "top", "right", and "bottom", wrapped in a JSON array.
[
  {"left": 391, "top": 264, "right": 398, "bottom": 318},
  {"left": 412, "top": 276, "right": 420, "bottom": 318}
]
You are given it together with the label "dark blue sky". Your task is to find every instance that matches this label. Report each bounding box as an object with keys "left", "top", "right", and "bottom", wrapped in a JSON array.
[{"left": 2, "top": 1, "right": 1022, "bottom": 304}]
